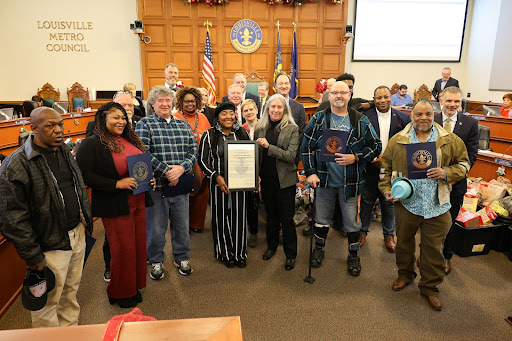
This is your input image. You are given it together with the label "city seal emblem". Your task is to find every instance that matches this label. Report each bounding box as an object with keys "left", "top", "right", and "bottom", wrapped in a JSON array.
[
  {"left": 132, "top": 161, "right": 149, "bottom": 182},
  {"left": 230, "top": 19, "right": 262, "bottom": 54},
  {"left": 325, "top": 136, "right": 343, "bottom": 154},
  {"left": 411, "top": 149, "right": 433, "bottom": 169}
]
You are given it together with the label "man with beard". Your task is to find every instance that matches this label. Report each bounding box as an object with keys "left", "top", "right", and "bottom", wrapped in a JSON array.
[
  {"left": 379, "top": 101, "right": 469, "bottom": 311},
  {"left": 360, "top": 86, "right": 410, "bottom": 252},
  {"left": 302, "top": 81, "right": 381, "bottom": 277}
]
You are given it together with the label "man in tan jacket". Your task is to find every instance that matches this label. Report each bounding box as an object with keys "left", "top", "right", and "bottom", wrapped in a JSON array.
[{"left": 378, "top": 101, "right": 469, "bottom": 311}]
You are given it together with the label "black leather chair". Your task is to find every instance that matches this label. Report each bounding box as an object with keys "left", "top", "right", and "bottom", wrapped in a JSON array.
[{"left": 23, "top": 100, "right": 38, "bottom": 117}]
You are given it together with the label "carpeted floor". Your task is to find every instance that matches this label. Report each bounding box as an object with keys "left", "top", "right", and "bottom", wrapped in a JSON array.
[{"left": 1, "top": 207, "right": 511, "bottom": 340}]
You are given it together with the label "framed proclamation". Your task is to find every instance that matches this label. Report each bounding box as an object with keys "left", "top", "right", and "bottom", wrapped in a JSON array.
[{"left": 224, "top": 140, "right": 259, "bottom": 191}]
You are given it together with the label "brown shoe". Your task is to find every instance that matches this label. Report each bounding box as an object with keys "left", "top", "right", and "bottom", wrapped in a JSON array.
[
  {"left": 444, "top": 259, "right": 452, "bottom": 275},
  {"left": 424, "top": 295, "right": 442, "bottom": 311},
  {"left": 384, "top": 235, "right": 396, "bottom": 253},
  {"left": 359, "top": 232, "right": 367, "bottom": 247},
  {"left": 392, "top": 278, "right": 410, "bottom": 291}
]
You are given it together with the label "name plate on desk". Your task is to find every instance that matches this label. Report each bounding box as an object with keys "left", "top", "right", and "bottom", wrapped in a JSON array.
[
  {"left": 406, "top": 142, "right": 437, "bottom": 179},
  {"left": 127, "top": 153, "right": 153, "bottom": 195},
  {"left": 14, "top": 119, "right": 30, "bottom": 125},
  {"left": 320, "top": 129, "right": 349, "bottom": 162},
  {"left": 70, "top": 113, "right": 83, "bottom": 118},
  {"left": 495, "top": 158, "right": 512, "bottom": 167}
]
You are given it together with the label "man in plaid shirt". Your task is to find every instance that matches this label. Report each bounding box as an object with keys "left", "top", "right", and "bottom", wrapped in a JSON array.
[
  {"left": 301, "top": 81, "right": 381, "bottom": 277},
  {"left": 136, "top": 86, "right": 197, "bottom": 280}
]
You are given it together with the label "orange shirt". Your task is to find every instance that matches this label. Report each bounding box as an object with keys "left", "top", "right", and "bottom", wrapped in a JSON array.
[{"left": 173, "top": 110, "right": 211, "bottom": 145}]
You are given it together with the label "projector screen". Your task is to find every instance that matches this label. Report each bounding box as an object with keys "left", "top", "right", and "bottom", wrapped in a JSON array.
[{"left": 353, "top": 0, "right": 468, "bottom": 62}]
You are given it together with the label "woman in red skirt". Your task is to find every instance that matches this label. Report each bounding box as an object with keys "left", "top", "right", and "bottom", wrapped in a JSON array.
[{"left": 77, "top": 102, "right": 154, "bottom": 308}]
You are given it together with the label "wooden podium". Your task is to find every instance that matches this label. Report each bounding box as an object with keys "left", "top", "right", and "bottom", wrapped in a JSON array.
[{"left": 0, "top": 316, "right": 243, "bottom": 341}]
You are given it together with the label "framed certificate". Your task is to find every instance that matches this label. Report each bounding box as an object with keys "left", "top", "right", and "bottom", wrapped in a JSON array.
[{"left": 224, "top": 140, "right": 258, "bottom": 191}]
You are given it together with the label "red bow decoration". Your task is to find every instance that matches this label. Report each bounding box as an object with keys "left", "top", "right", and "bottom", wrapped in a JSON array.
[
  {"left": 315, "top": 79, "right": 327, "bottom": 94},
  {"left": 102, "top": 308, "right": 156, "bottom": 341}
]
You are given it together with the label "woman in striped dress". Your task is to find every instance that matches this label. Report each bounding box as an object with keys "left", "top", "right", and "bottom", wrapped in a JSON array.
[{"left": 198, "top": 102, "right": 250, "bottom": 268}]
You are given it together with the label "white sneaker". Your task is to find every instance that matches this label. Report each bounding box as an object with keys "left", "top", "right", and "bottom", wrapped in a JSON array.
[
  {"left": 150, "top": 262, "right": 164, "bottom": 280},
  {"left": 174, "top": 260, "right": 193, "bottom": 276}
]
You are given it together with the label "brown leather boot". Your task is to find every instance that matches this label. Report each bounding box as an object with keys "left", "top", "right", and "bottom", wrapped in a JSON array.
[{"left": 384, "top": 235, "right": 396, "bottom": 253}]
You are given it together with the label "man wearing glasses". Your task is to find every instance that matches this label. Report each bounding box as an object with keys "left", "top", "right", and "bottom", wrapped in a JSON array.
[{"left": 302, "top": 81, "right": 381, "bottom": 277}]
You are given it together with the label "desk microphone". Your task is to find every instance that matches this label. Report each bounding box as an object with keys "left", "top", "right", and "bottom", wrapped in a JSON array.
[{"left": 501, "top": 144, "right": 512, "bottom": 158}]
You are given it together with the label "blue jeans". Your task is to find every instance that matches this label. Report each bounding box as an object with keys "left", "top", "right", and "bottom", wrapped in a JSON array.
[
  {"left": 147, "top": 190, "right": 190, "bottom": 264},
  {"left": 314, "top": 187, "right": 361, "bottom": 248},
  {"left": 360, "top": 175, "right": 395, "bottom": 236}
]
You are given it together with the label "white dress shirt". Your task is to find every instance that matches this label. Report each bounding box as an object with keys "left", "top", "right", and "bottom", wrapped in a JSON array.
[{"left": 377, "top": 108, "right": 391, "bottom": 152}]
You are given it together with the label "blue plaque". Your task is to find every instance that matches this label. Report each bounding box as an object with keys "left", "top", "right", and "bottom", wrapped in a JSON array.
[
  {"left": 320, "top": 129, "right": 349, "bottom": 162},
  {"left": 406, "top": 142, "right": 437, "bottom": 179},
  {"left": 127, "top": 153, "right": 153, "bottom": 195}
]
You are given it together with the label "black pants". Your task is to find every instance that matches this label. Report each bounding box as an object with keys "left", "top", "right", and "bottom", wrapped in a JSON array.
[
  {"left": 261, "top": 177, "right": 297, "bottom": 259},
  {"left": 247, "top": 191, "right": 260, "bottom": 235},
  {"left": 443, "top": 190, "right": 464, "bottom": 260}
]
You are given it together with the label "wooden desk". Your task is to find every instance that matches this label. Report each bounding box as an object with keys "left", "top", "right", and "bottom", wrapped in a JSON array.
[
  {"left": 0, "top": 316, "right": 243, "bottom": 341},
  {"left": 89, "top": 99, "right": 110, "bottom": 110},
  {"left": 0, "top": 112, "right": 95, "bottom": 155},
  {"left": 296, "top": 97, "right": 319, "bottom": 122},
  {"left": 0, "top": 233, "right": 25, "bottom": 319},
  {"left": 469, "top": 114, "right": 512, "bottom": 154},
  {"left": 469, "top": 150, "right": 512, "bottom": 181},
  {"left": 467, "top": 100, "right": 502, "bottom": 116}
]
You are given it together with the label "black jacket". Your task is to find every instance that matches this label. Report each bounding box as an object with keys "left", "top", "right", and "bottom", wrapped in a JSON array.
[
  {"left": 76, "top": 134, "right": 153, "bottom": 217},
  {"left": 0, "top": 137, "right": 93, "bottom": 266},
  {"left": 432, "top": 77, "right": 460, "bottom": 100}
]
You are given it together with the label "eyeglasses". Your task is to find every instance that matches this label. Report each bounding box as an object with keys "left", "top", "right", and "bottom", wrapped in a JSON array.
[
  {"left": 113, "top": 90, "right": 132, "bottom": 99},
  {"left": 330, "top": 91, "right": 350, "bottom": 96}
]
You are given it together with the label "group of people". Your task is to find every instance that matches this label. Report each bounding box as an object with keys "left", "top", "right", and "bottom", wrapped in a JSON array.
[{"left": 0, "top": 64, "right": 481, "bottom": 329}]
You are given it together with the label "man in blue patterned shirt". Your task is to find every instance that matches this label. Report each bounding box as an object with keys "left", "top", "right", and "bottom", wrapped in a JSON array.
[
  {"left": 135, "top": 86, "right": 197, "bottom": 280},
  {"left": 379, "top": 101, "right": 469, "bottom": 311},
  {"left": 302, "top": 81, "right": 381, "bottom": 277}
]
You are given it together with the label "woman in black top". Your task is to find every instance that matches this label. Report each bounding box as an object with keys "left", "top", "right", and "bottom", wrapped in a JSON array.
[
  {"left": 76, "top": 102, "right": 153, "bottom": 308},
  {"left": 198, "top": 102, "right": 251, "bottom": 268}
]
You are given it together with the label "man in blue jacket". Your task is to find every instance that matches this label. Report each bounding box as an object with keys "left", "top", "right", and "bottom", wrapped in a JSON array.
[{"left": 302, "top": 81, "right": 381, "bottom": 276}]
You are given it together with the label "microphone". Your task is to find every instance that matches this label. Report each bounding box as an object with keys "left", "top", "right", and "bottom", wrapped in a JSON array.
[{"left": 501, "top": 143, "right": 512, "bottom": 158}]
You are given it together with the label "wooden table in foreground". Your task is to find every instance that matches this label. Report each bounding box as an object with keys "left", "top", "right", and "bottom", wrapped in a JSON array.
[{"left": 0, "top": 316, "right": 243, "bottom": 341}]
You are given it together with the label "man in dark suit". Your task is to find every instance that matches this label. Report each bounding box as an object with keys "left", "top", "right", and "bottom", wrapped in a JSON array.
[
  {"left": 222, "top": 73, "right": 261, "bottom": 113},
  {"left": 435, "top": 86, "right": 478, "bottom": 275},
  {"left": 86, "top": 92, "right": 141, "bottom": 137},
  {"left": 258, "top": 81, "right": 270, "bottom": 117},
  {"left": 432, "top": 67, "right": 460, "bottom": 101},
  {"left": 274, "top": 72, "right": 306, "bottom": 162},
  {"left": 360, "top": 86, "right": 411, "bottom": 252}
]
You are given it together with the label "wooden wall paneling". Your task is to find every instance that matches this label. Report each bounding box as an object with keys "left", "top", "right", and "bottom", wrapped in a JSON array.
[
  {"left": 169, "top": 1, "right": 193, "bottom": 18},
  {"left": 322, "top": 54, "right": 341, "bottom": 72},
  {"left": 248, "top": 1, "right": 271, "bottom": 20},
  {"left": 138, "top": 0, "right": 348, "bottom": 102},
  {"left": 223, "top": 1, "right": 244, "bottom": 19},
  {"left": 146, "top": 51, "right": 167, "bottom": 72},
  {"left": 324, "top": 3, "right": 344, "bottom": 21},
  {"left": 141, "top": 0, "right": 165, "bottom": 18},
  {"left": 144, "top": 24, "right": 166, "bottom": 46}
]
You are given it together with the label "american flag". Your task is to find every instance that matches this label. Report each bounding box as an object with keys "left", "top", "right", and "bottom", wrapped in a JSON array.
[{"left": 202, "top": 30, "right": 216, "bottom": 105}]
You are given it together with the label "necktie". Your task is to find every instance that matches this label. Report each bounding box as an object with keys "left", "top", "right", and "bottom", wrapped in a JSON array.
[
  {"left": 235, "top": 107, "right": 239, "bottom": 121},
  {"left": 444, "top": 118, "right": 452, "bottom": 132}
]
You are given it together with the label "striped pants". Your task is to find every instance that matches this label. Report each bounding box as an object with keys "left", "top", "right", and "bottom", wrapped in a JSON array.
[{"left": 209, "top": 182, "right": 248, "bottom": 262}]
